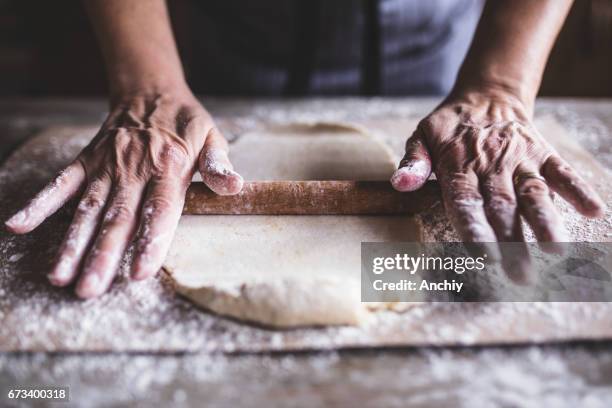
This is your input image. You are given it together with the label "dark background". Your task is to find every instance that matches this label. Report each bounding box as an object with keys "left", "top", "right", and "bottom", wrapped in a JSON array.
[{"left": 0, "top": 0, "right": 611, "bottom": 97}]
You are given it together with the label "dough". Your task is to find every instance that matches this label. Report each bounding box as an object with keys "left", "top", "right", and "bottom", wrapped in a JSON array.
[
  {"left": 164, "top": 124, "right": 420, "bottom": 327},
  {"left": 230, "top": 122, "right": 396, "bottom": 181}
]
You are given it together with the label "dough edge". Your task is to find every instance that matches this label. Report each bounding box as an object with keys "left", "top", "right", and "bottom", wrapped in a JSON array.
[{"left": 165, "top": 267, "right": 370, "bottom": 328}]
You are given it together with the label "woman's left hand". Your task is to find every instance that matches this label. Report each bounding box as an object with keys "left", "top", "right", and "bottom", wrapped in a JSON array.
[{"left": 390, "top": 88, "right": 605, "bottom": 282}]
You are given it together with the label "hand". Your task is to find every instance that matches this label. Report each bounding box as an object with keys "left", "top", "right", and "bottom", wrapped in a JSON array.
[
  {"left": 5, "top": 90, "right": 243, "bottom": 298},
  {"left": 391, "top": 89, "right": 605, "bottom": 282}
]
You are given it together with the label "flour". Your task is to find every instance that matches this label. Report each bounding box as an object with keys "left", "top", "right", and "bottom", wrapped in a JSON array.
[
  {"left": 0, "top": 105, "right": 611, "bottom": 352},
  {"left": 200, "top": 147, "right": 244, "bottom": 195},
  {"left": 1, "top": 346, "right": 611, "bottom": 407},
  {"left": 8, "top": 253, "right": 23, "bottom": 262},
  {"left": 133, "top": 203, "right": 166, "bottom": 268}
]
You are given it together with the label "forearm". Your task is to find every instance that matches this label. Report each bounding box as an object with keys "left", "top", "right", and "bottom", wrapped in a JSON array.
[
  {"left": 83, "top": 0, "right": 188, "bottom": 98},
  {"left": 453, "top": 0, "right": 573, "bottom": 111}
]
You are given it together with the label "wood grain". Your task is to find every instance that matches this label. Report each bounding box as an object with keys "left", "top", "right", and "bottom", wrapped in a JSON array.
[{"left": 183, "top": 180, "right": 440, "bottom": 215}]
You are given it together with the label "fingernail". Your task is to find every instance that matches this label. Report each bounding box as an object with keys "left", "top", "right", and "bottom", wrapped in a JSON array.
[
  {"left": 48, "top": 258, "right": 73, "bottom": 286},
  {"left": 224, "top": 172, "right": 244, "bottom": 195},
  {"left": 587, "top": 199, "right": 606, "bottom": 218},
  {"left": 5, "top": 211, "right": 26, "bottom": 231},
  {"left": 391, "top": 161, "right": 429, "bottom": 192},
  {"left": 48, "top": 274, "right": 67, "bottom": 287},
  {"left": 76, "top": 273, "right": 101, "bottom": 299},
  {"left": 206, "top": 170, "right": 244, "bottom": 196},
  {"left": 131, "top": 258, "right": 151, "bottom": 280}
]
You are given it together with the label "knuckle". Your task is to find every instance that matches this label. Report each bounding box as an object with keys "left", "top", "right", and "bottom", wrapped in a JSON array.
[
  {"left": 517, "top": 179, "right": 548, "bottom": 198},
  {"left": 557, "top": 164, "right": 575, "bottom": 175},
  {"left": 440, "top": 173, "right": 483, "bottom": 208},
  {"left": 487, "top": 193, "right": 517, "bottom": 215},
  {"left": 439, "top": 170, "right": 472, "bottom": 187},
  {"left": 449, "top": 190, "right": 483, "bottom": 207},
  {"left": 78, "top": 194, "right": 105, "bottom": 214},
  {"left": 417, "top": 117, "right": 437, "bottom": 135},
  {"left": 418, "top": 109, "right": 456, "bottom": 134},
  {"left": 150, "top": 145, "right": 192, "bottom": 180},
  {"left": 176, "top": 108, "right": 208, "bottom": 136},
  {"left": 104, "top": 202, "right": 134, "bottom": 223},
  {"left": 144, "top": 196, "right": 174, "bottom": 215},
  {"left": 490, "top": 191, "right": 517, "bottom": 207},
  {"left": 482, "top": 132, "right": 513, "bottom": 153},
  {"left": 160, "top": 142, "right": 190, "bottom": 163},
  {"left": 84, "top": 116, "right": 199, "bottom": 184},
  {"left": 481, "top": 180, "right": 517, "bottom": 207},
  {"left": 551, "top": 159, "right": 574, "bottom": 175},
  {"left": 403, "top": 133, "right": 425, "bottom": 154}
]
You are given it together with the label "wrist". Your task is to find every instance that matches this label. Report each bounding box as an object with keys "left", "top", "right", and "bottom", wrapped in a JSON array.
[
  {"left": 109, "top": 79, "right": 195, "bottom": 107},
  {"left": 110, "top": 77, "right": 191, "bottom": 101},
  {"left": 106, "top": 59, "right": 190, "bottom": 100},
  {"left": 449, "top": 75, "right": 536, "bottom": 117}
]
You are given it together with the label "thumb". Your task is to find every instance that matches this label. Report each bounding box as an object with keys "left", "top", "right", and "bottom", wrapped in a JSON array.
[
  {"left": 390, "top": 130, "right": 432, "bottom": 192},
  {"left": 199, "top": 127, "right": 244, "bottom": 195}
]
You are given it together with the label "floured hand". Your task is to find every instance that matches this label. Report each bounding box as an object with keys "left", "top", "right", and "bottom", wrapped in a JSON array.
[
  {"left": 391, "top": 89, "right": 605, "bottom": 282},
  {"left": 5, "top": 90, "right": 243, "bottom": 298}
]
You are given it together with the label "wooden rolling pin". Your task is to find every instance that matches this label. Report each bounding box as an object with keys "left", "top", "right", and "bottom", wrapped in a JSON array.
[{"left": 183, "top": 180, "right": 440, "bottom": 215}]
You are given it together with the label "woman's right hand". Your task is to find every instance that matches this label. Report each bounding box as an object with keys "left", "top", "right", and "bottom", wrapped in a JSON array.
[{"left": 5, "top": 88, "right": 243, "bottom": 298}]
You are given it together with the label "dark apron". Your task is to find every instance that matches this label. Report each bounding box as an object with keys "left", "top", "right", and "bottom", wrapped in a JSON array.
[{"left": 189, "top": 0, "right": 482, "bottom": 96}]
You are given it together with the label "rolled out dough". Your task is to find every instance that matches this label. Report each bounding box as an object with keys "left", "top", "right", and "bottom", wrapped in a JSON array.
[{"left": 164, "top": 124, "right": 420, "bottom": 327}]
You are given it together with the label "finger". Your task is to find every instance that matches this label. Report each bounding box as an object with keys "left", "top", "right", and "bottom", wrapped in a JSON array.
[
  {"left": 131, "top": 179, "right": 186, "bottom": 280},
  {"left": 515, "top": 168, "right": 569, "bottom": 247},
  {"left": 199, "top": 127, "right": 244, "bottom": 195},
  {"left": 480, "top": 174, "right": 534, "bottom": 283},
  {"left": 48, "top": 177, "right": 111, "bottom": 286},
  {"left": 5, "top": 161, "right": 86, "bottom": 234},
  {"left": 481, "top": 174, "right": 523, "bottom": 242},
  {"left": 438, "top": 170, "right": 501, "bottom": 260},
  {"left": 75, "top": 182, "right": 145, "bottom": 298},
  {"left": 541, "top": 154, "right": 605, "bottom": 218},
  {"left": 391, "top": 131, "right": 432, "bottom": 192}
]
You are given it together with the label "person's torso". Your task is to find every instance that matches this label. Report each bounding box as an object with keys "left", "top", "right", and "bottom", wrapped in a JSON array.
[{"left": 188, "top": 0, "right": 483, "bottom": 96}]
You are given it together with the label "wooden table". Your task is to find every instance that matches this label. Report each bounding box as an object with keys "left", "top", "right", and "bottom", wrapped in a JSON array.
[{"left": 1, "top": 97, "right": 611, "bottom": 407}]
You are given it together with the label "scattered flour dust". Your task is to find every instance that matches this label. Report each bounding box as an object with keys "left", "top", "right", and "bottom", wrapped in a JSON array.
[
  {"left": 1, "top": 346, "right": 611, "bottom": 407},
  {"left": 0, "top": 107, "right": 611, "bottom": 355},
  {"left": 1, "top": 102, "right": 612, "bottom": 406}
]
